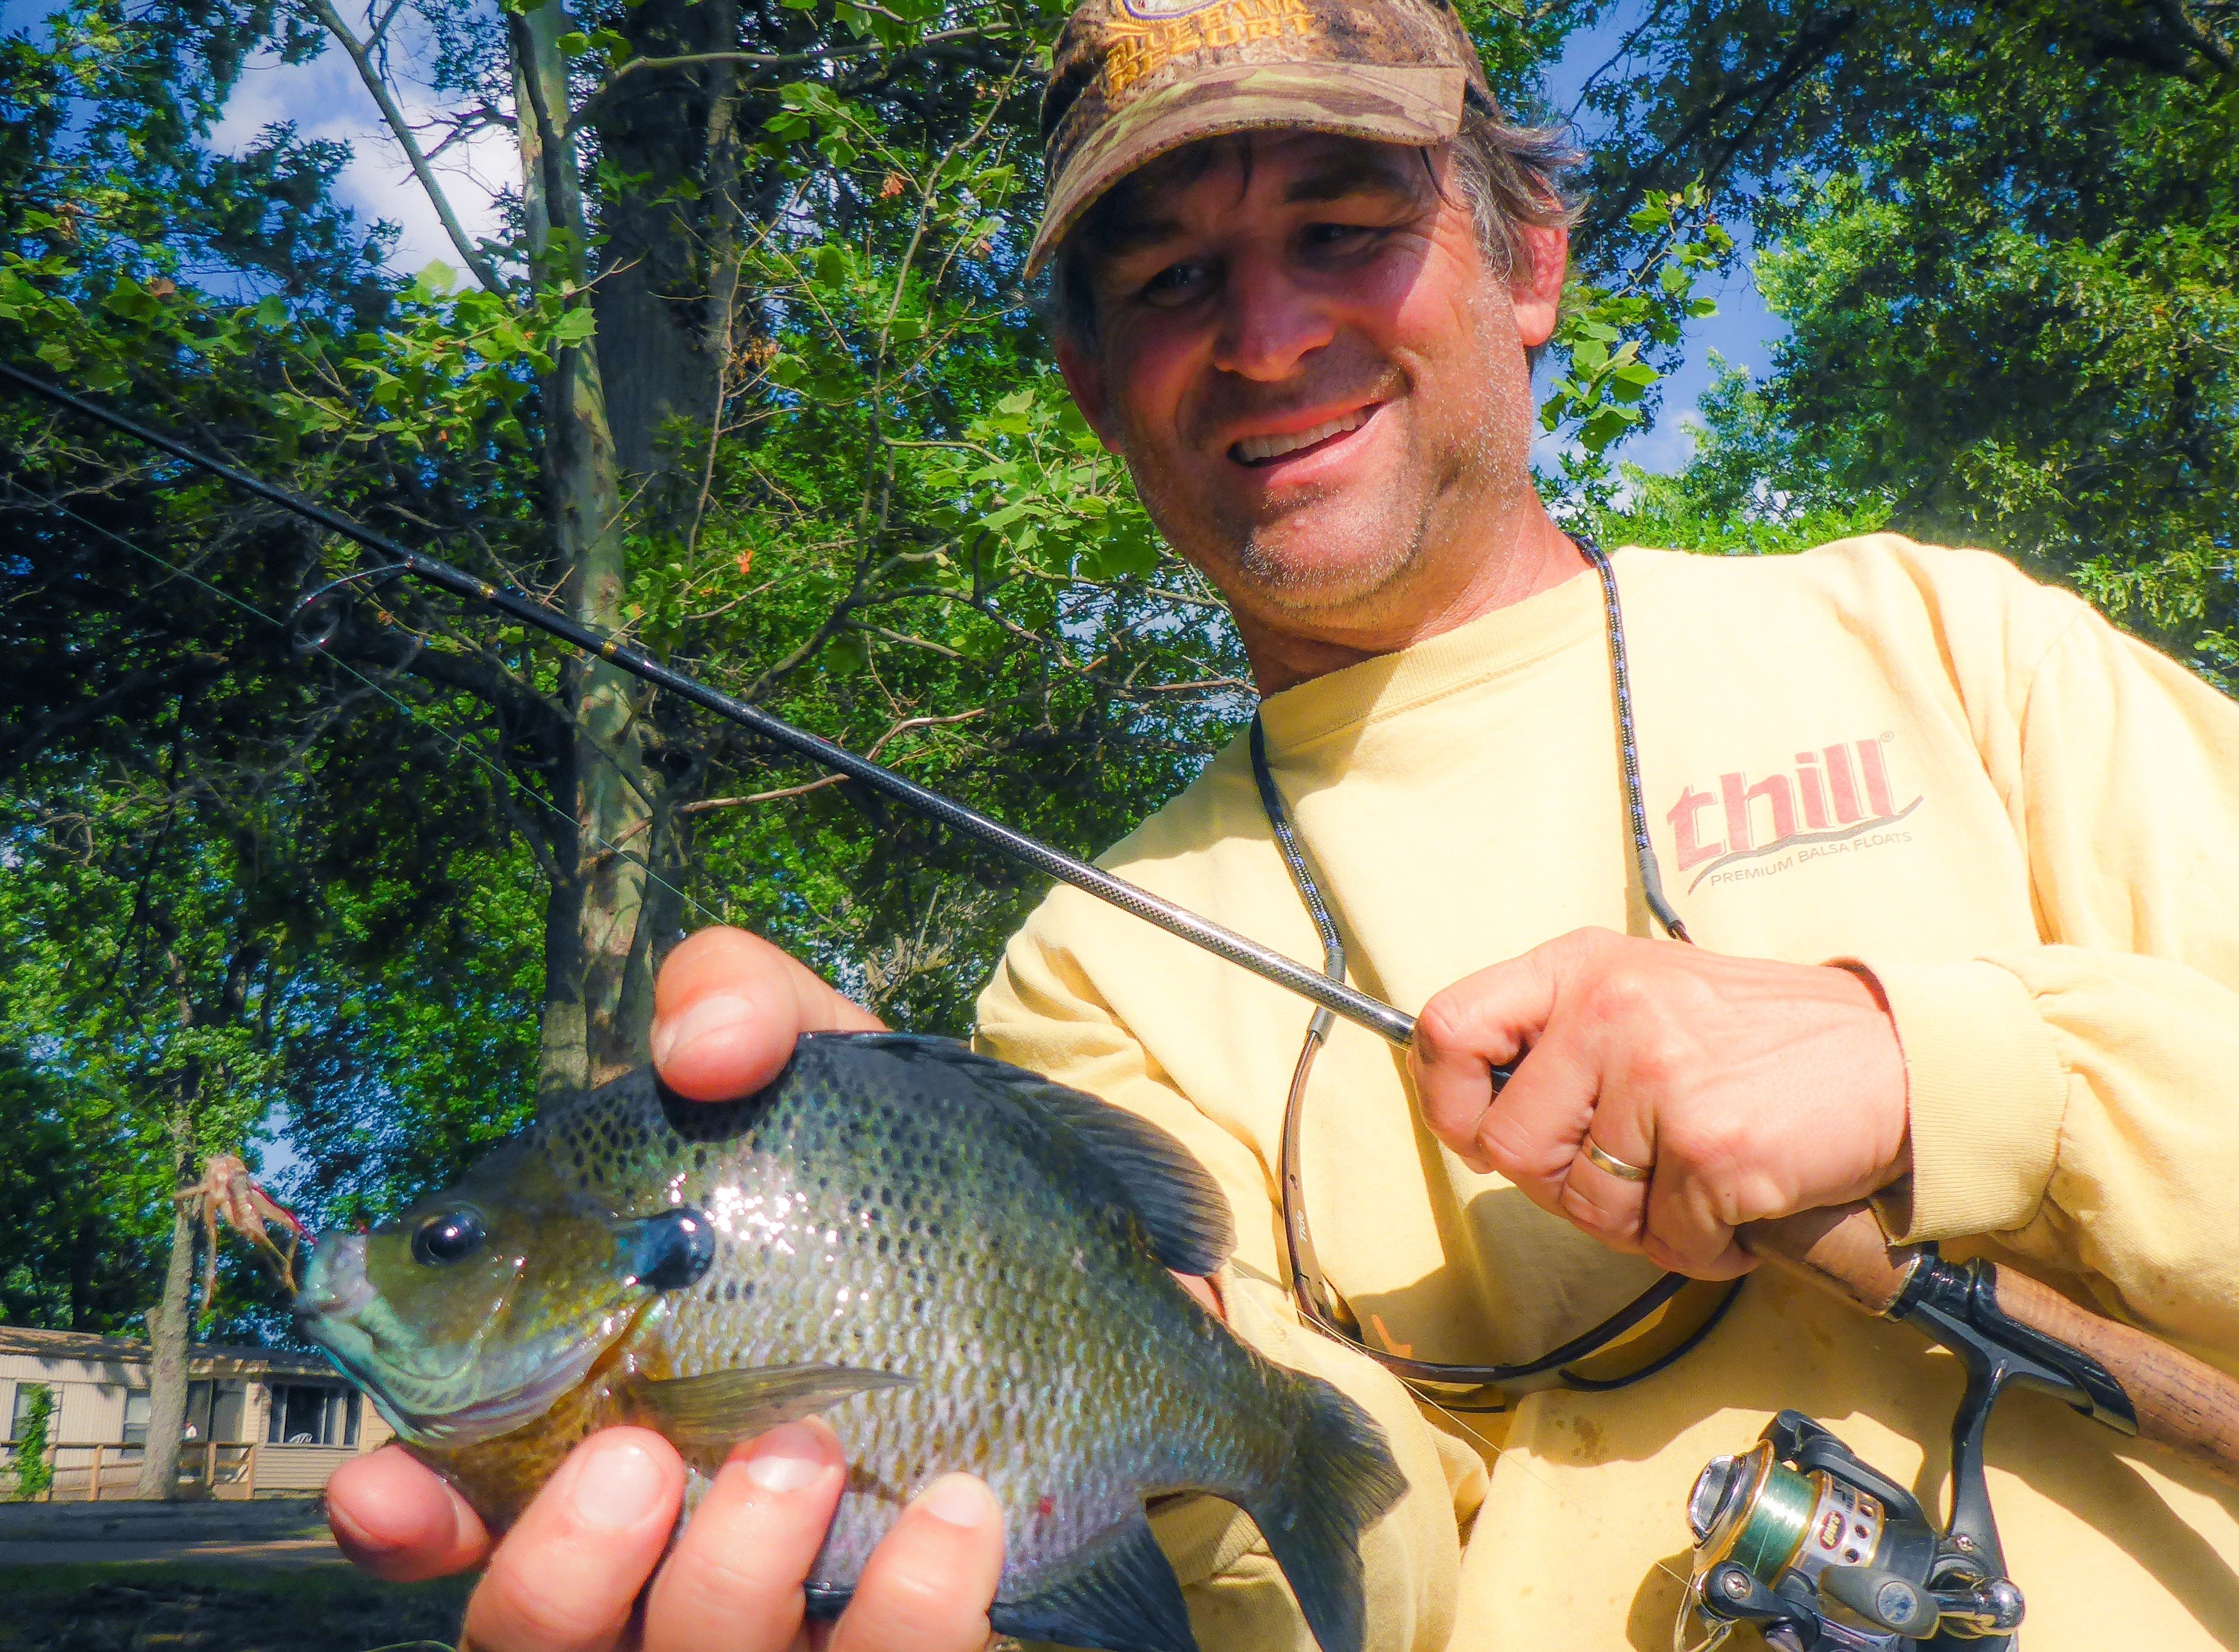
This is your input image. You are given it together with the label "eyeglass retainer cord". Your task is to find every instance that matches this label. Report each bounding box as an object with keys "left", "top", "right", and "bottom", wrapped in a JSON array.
[{"left": 1249, "top": 537, "right": 1739, "bottom": 1408}]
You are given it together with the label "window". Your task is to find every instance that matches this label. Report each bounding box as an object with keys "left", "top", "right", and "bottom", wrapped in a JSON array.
[
  {"left": 183, "top": 1380, "right": 213, "bottom": 1441},
  {"left": 8, "top": 1384, "right": 50, "bottom": 1443},
  {"left": 122, "top": 1389, "right": 150, "bottom": 1446},
  {"left": 265, "top": 1383, "right": 358, "bottom": 1446}
]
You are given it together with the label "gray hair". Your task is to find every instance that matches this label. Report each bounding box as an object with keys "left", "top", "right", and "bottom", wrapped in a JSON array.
[{"left": 1046, "top": 99, "right": 1584, "bottom": 365}]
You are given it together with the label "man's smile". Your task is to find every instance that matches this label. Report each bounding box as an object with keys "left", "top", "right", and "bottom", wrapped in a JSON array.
[{"left": 1225, "top": 401, "right": 1384, "bottom": 470}]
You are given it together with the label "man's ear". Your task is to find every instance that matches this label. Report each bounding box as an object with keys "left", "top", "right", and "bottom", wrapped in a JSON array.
[
  {"left": 1055, "top": 332, "right": 1124, "bottom": 456},
  {"left": 1509, "top": 222, "right": 1568, "bottom": 352}
]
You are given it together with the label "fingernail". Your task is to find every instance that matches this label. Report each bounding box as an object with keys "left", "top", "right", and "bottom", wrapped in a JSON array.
[
  {"left": 327, "top": 1500, "right": 398, "bottom": 1554},
  {"left": 572, "top": 1438, "right": 667, "bottom": 1529},
  {"left": 743, "top": 1422, "right": 828, "bottom": 1494},
  {"left": 652, "top": 993, "right": 756, "bottom": 1068},
  {"left": 914, "top": 1474, "right": 995, "bottom": 1529}
]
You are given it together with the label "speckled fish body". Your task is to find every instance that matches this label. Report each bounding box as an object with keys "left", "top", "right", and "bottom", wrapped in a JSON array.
[{"left": 296, "top": 1033, "right": 1403, "bottom": 1652}]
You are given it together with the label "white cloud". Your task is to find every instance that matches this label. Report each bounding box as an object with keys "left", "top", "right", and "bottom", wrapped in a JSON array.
[{"left": 206, "top": 30, "right": 515, "bottom": 285}]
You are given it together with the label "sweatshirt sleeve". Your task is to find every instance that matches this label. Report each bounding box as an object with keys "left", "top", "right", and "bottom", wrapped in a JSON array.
[
  {"left": 974, "top": 925, "right": 1475, "bottom": 1652},
  {"left": 1861, "top": 598, "right": 2239, "bottom": 1357}
]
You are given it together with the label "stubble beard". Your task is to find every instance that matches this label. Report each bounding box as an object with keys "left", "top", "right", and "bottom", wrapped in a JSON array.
[
  {"left": 1127, "top": 376, "right": 1514, "bottom": 628},
  {"left": 1229, "top": 474, "right": 1438, "bottom": 615}
]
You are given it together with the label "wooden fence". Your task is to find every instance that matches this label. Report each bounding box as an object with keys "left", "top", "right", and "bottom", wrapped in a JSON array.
[{"left": 3, "top": 1440, "right": 266, "bottom": 1500}]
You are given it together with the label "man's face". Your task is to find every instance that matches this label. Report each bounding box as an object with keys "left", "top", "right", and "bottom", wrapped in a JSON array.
[{"left": 1055, "top": 132, "right": 1565, "bottom": 647}]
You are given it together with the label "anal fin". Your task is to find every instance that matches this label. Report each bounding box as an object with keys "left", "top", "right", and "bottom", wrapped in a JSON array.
[
  {"left": 991, "top": 1512, "right": 1196, "bottom": 1652},
  {"left": 626, "top": 1363, "right": 910, "bottom": 1454}
]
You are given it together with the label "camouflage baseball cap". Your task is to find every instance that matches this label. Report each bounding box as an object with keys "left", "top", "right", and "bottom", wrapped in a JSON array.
[{"left": 1026, "top": 0, "right": 1492, "bottom": 279}]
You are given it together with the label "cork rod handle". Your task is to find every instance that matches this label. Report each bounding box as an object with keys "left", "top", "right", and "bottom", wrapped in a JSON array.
[{"left": 1741, "top": 1203, "right": 2239, "bottom": 1487}]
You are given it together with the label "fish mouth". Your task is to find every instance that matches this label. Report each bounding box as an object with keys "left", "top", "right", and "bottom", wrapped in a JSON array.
[
  {"left": 294, "top": 1229, "right": 630, "bottom": 1449},
  {"left": 294, "top": 1234, "right": 377, "bottom": 1321}
]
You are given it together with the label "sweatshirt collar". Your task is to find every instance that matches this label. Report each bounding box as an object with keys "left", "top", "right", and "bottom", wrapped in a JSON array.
[{"left": 1255, "top": 557, "right": 1614, "bottom": 755}]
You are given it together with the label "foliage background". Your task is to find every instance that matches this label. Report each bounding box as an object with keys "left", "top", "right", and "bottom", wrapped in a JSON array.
[{"left": 0, "top": 0, "right": 2230, "bottom": 1383}]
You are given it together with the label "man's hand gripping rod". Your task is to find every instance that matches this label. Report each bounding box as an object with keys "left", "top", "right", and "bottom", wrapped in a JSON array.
[{"left": 11, "top": 360, "right": 2239, "bottom": 1496}]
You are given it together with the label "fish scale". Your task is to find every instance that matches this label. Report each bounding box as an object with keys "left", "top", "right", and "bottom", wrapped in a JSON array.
[
  {"left": 297, "top": 1032, "right": 1406, "bottom": 1652},
  {"left": 620, "top": 1048, "right": 1218, "bottom": 1582}
]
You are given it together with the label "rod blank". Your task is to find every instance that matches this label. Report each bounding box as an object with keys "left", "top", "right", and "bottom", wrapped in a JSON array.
[{"left": 1, "top": 360, "right": 1420, "bottom": 1048}]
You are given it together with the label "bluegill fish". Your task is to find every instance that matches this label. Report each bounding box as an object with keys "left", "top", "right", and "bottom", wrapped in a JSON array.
[{"left": 295, "top": 1033, "right": 1404, "bottom": 1652}]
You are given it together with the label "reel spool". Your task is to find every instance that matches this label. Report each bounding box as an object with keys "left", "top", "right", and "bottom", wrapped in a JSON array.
[{"left": 1677, "top": 1412, "right": 2023, "bottom": 1652}]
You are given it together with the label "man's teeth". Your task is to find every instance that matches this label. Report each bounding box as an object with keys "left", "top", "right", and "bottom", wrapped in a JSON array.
[{"left": 1232, "top": 408, "right": 1369, "bottom": 464}]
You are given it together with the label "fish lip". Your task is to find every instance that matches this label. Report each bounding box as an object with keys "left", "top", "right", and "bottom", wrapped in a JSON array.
[
  {"left": 293, "top": 1234, "right": 378, "bottom": 1321},
  {"left": 293, "top": 1225, "right": 648, "bottom": 1450}
]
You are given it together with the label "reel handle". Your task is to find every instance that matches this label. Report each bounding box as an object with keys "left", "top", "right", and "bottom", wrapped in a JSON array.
[{"left": 1742, "top": 1203, "right": 2239, "bottom": 1486}]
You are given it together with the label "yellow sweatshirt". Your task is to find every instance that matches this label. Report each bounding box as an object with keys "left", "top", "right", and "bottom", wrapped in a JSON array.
[{"left": 973, "top": 537, "right": 2239, "bottom": 1651}]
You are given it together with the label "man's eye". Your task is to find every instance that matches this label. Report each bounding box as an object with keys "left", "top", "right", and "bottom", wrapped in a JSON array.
[
  {"left": 1138, "top": 260, "right": 1211, "bottom": 306},
  {"left": 1304, "top": 222, "right": 1380, "bottom": 253}
]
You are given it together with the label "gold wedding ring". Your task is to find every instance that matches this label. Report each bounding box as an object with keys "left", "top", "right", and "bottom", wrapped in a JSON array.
[{"left": 1583, "top": 1137, "right": 1653, "bottom": 1184}]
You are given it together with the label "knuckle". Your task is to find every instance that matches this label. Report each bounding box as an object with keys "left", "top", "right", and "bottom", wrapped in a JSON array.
[
  {"left": 1557, "top": 1173, "right": 1637, "bottom": 1236},
  {"left": 1474, "top": 1112, "right": 1562, "bottom": 1184},
  {"left": 1623, "top": 1023, "right": 1691, "bottom": 1090},
  {"left": 1581, "top": 962, "right": 1656, "bottom": 1028},
  {"left": 1658, "top": 1110, "right": 1745, "bottom": 1178},
  {"left": 1411, "top": 992, "right": 1472, "bottom": 1060},
  {"left": 665, "top": 1536, "right": 783, "bottom": 1614},
  {"left": 477, "top": 1559, "right": 616, "bottom": 1652}
]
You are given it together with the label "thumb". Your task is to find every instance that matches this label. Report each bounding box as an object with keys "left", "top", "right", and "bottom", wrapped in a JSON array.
[
  {"left": 652, "top": 926, "right": 884, "bottom": 1102},
  {"left": 1408, "top": 939, "right": 1570, "bottom": 1169}
]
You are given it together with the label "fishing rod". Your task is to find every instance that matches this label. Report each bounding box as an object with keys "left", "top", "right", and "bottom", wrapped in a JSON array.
[
  {"left": 14, "top": 362, "right": 2239, "bottom": 1652},
  {"left": 0, "top": 357, "right": 1415, "bottom": 1051}
]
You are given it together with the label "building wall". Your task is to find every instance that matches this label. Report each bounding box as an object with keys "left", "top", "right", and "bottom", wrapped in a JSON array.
[
  {"left": 3, "top": 1346, "right": 390, "bottom": 1451},
  {"left": 0, "top": 1352, "right": 131, "bottom": 1447}
]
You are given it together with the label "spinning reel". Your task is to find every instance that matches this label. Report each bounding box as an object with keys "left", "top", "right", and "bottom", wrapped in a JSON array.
[
  {"left": 1674, "top": 1220, "right": 2174, "bottom": 1652},
  {"left": 1677, "top": 1411, "right": 2023, "bottom": 1651}
]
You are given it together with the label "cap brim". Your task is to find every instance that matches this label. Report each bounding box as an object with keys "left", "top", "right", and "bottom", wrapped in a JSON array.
[{"left": 1024, "top": 61, "right": 1465, "bottom": 280}]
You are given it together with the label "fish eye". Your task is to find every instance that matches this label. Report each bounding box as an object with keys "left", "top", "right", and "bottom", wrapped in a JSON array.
[{"left": 412, "top": 1209, "right": 487, "bottom": 1267}]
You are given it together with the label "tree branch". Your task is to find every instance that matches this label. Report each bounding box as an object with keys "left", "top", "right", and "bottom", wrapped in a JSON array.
[
  {"left": 303, "top": 0, "right": 506, "bottom": 291},
  {"left": 679, "top": 709, "right": 987, "bottom": 813},
  {"left": 566, "top": 29, "right": 994, "bottom": 139}
]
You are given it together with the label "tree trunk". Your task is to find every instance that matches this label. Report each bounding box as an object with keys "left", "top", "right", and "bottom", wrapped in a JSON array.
[
  {"left": 512, "top": 0, "right": 658, "bottom": 1109},
  {"left": 591, "top": 0, "right": 744, "bottom": 490},
  {"left": 133, "top": 1157, "right": 196, "bottom": 1500}
]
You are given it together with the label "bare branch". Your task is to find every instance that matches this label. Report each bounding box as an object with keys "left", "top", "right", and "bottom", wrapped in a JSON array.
[
  {"left": 680, "top": 709, "right": 987, "bottom": 813},
  {"left": 566, "top": 29, "right": 994, "bottom": 138},
  {"left": 302, "top": 0, "right": 506, "bottom": 291}
]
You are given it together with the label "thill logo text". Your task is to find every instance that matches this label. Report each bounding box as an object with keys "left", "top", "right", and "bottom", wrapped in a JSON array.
[{"left": 1666, "top": 737, "right": 1923, "bottom": 892}]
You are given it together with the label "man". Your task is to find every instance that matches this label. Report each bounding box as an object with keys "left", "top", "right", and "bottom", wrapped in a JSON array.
[{"left": 326, "top": 0, "right": 2239, "bottom": 1646}]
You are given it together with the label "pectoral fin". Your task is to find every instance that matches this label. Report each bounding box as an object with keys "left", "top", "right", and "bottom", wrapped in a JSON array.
[{"left": 625, "top": 1364, "right": 911, "bottom": 1453}]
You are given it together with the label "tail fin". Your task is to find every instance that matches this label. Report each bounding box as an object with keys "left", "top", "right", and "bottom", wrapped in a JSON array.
[{"left": 1243, "top": 1372, "right": 1408, "bottom": 1652}]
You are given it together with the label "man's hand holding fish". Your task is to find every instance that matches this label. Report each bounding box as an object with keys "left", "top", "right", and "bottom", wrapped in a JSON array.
[{"left": 326, "top": 929, "right": 1015, "bottom": 1652}]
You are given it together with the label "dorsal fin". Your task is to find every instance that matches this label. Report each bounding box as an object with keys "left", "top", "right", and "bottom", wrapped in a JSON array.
[{"left": 813, "top": 1032, "right": 1234, "bottom": 1277}]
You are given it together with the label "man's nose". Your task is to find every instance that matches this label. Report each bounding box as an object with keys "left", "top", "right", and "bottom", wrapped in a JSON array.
[{"left": 1209, "top": 250, "right": 1336, "bottom": 381}]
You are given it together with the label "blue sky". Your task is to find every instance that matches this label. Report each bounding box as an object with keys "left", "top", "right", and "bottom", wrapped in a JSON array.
[{"left": 1532, "top": 7, "right": 1789, "bottom": 473}]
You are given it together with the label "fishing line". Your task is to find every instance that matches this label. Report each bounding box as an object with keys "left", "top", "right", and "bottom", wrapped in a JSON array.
[
  {"left": 0, "top": 475, "right": 730, "bottom": 937},
  {"left": 0, "top": 361, "right": 1426, "bottom": 1051}
]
